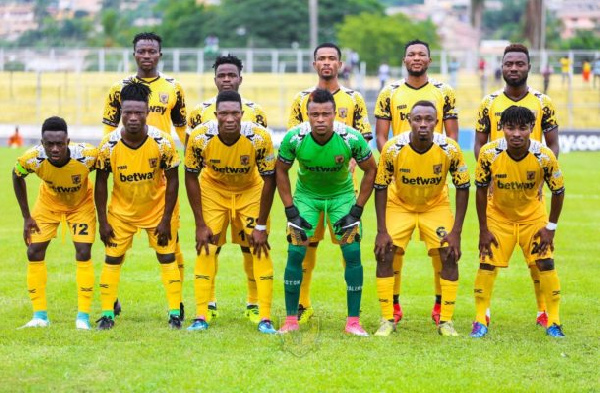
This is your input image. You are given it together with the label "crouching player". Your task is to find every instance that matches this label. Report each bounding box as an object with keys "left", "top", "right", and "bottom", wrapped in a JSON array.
[
  {"left": 13, "top": 116, "right": 97, "bottom": 329},
  {"left": 374, "top": 101, "right": 470, "bottom": 336},
  {"left": 471, "top": 105, "right": 565, "bottom": 338},
  {"left": 184, "top": 90, "right": 277, "bottom": 334}
]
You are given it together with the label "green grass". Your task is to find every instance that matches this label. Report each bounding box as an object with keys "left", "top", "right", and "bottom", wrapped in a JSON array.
[{"left": 1, "top": 147, "right": 599, "bottom": 392}]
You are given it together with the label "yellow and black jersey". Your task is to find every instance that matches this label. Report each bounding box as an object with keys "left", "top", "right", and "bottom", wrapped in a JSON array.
[
  {"left": 187, "top": 96, "right": 267, "bottom": 132},
  {"left": 288, "top": 85, "right": 372, "bottom": 140},
  {"left": 102, "top": 73, "right": 187, "bottom": 138},
  {"left": 374, "top": 78, "right": 457, "bottom": 136},
  {"left": 14, "top": 143, "right": 97, "bottom": 212},
  {"left": 476, "top": 87, "right": 558, "bottom": 142},
  {"left": 475, "top": 139, "right": 564, "bottom": 223},
  {"left": 97, "top": 126, "right": 180, "bottom": 227},
  {"left": 375, "top": 132, "right": 470, "bottom": 212},
  {"left": 185, "top": 120, "right": 275, "bottom": 192}
]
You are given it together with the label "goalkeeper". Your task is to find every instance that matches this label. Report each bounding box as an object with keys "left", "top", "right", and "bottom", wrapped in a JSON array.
[{"left": 276, "top": 88, "right": 376, "bottom": 336}]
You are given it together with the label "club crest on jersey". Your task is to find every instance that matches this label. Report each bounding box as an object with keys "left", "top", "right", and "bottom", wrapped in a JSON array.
[
  {"left": 159, "top": 93, "right": 168, "bottom": 104},
  {"left": 240, "top": 155, "right": 250, "bottom": 166},
  {"left": 433, "top": 164, "right": 442, "bottom": 175},
  {"left": 527, "top": 171, "right": 535, "bottom": 181},
  {"left": 149, "top": 158, "right": 158, "bottom": 168},
  {"left": 335, "top": 155, "right": 344, "bottom": 164},
  {"left": 71, "top": 174, "right": 81, "bottom": 184},
  {"left": 338, "top": 107, "right": 348, "bottom": 118}
]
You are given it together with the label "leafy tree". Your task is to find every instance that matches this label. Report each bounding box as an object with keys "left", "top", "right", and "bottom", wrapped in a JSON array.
[
  {"left": 558, "top": 30, "right": 600, "bottom": 50},
  {"left": 337, "top": 12, "right": 439, "bottom": 72},
  {"left": 153, "top": 0, "right": 215, "bottom": 47}
]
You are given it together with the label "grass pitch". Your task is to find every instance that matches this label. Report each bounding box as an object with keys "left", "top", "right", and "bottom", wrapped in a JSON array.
[{"left": 0, "top": 147, "right": 598, "bottom": 392}]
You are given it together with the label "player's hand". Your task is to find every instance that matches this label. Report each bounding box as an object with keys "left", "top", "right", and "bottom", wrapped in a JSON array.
[
  {"left": 534, "top": 227, "right": 555, "bottom": 255},
  {"left": 249, "top": 228, "right": 270, "bottom": 258},
  {"left": 285, "top": 205, "right": 312, "bottom": 246},
  {"left": 154, "top": 218, "right": 172, "bottom": 247},
  {"left": 99, "top": 221, "right": 115, "bottom": 246},
  {"left": 23, "top": 217, "right": 40, "bottom": 246},
  {"left": 334, "top": 204, "right": 363, "bottom": 244},
  {"left": 441, "top": 230, "right": 462, "bottom": 262},
  {"left": 374, "top": 231, "right": 393, "bottom": 262},
  {"left": 195, "top": 224, "right": 214, "bottom": 255},
  {"left": 348, "top": 158, "right": 357, "bottom": 173},
  {"left": 479, "top": 227, "right": 498, "bottom": 260}
]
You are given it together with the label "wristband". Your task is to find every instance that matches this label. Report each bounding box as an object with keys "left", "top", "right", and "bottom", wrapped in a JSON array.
[
  {"left": 545, "top": 222, "right": 557, "bottom": 231},
  {"left": 254, "top": 224, "right": 267, "bottom": 231}
]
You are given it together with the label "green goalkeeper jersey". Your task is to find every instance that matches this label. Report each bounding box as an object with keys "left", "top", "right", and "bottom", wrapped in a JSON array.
[{"left": 278, "top": 121, "right": 372, "bottom": 198}]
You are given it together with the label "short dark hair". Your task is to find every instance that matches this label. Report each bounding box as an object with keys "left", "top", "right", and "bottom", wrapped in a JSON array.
[
  {"left": 133, "top": 32, "right": 162, "bottom": 51},
  {"left": 313, "top": 43, "right": 341, "bottom": 60},
  {"left": 213, "top": 54, "right": 243, "bottom": 74},
  {"left": 216, "top": 90, "right": 242, "bottom": 108},
  {"left": 503, "top": 43, "right": 530, "bottom": 63},
  {"left": 307, "top": 88, "right": 336, "bottom": 110},
  {"left": 41, "top": 116, "right": 68, "bottom": 134},
  {"left": 410, "top": 100, "right": 437, "bottom": 114},
  {"left": 404, "top": 39, "right": 430, "bottom": 57},
  {"left": 121, "top": 79, "right": 151, "bottom": 104},
  {"left": 500, "top": 105, "right": 535, "bottom": 128}
]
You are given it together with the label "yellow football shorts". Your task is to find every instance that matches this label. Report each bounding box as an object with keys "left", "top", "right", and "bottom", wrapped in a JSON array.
[{"left": 30, "top": 200, "right": 96, "bottom": 244}]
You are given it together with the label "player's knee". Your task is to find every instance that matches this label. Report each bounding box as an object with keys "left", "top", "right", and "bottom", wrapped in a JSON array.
[
  {"left": 27, "top": 242, "right": 48, "bottom": 261},
  {"left": 536, "top": 258, "right": 554, "bottom": 271},
  {"left": 74, "top": 243, "right": 92, "bottom": 261},
  {"left": 105, "top": 255, "right": 123, "bottom": 265},
  {"left": 156, "top": 253, "right": 176, "bottom": 264},
  {"left": 479, "top": 263, "right": 495, "bottom": 271},
  {"left": 376, "top": 256, "right": 394, "bottom": 278}
]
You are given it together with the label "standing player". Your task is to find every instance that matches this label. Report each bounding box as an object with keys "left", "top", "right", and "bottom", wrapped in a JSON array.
[
  {"left": 474, "top": 44, "right": 559, "bottom": 327},
  {"left": 95, "top": 81, "right": 182, "bottom": 330},
  {"left": 374, "top": 39, "right": 459, "bottom": 325},
  {"left": 184, "top": 90, "right": 277, "bottom": 334},
  {"left": 373, "top": 101, "right": 470, "bottom": 336},
  {"left": 287, "top": 42, "right": 372, "bottom": 324},
  {"left": 277, "top": 89, "right": 377, "bottom": 336},
  {"left": 186, "top": 54, "right": 268, "bottom": 324},
  {"left": 102, "top": 32, "right": 187, "bottom": 318},
  {"left": 13, "top": 116, "right": 97, "bottom": 330},
  {"left": 471, "top": 106, "right": 565, "bottom": 338}
]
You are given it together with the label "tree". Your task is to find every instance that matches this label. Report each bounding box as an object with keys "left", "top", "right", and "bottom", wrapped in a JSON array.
[
  {"left": 337, "top": 12, "right": 439, "bottom": 72},
  {"left": 154, "top": 0, "right": 216, "bottom": 47}
]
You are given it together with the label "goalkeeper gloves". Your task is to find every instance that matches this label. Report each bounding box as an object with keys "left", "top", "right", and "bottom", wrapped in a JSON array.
[
  {"left": 285, "top": 205, "right": 312, "bottom": 245},
  {"left": 334, "top": 204, "right": 363, "bottom": 244}
]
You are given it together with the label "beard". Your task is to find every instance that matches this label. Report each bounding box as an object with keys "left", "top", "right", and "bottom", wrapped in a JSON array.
[
  {"left": 407, "top": 67, "right": 427, "bottom": 77},
  {"left": 503, "top": 74, "right": 528, "bottom": 87}
]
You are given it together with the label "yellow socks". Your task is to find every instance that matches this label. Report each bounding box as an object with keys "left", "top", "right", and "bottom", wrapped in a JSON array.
[
  {"left": 100, "top": 263, "right": 122, "bottom": 312},
  {"left": 539, "top": 269, "right": 561, "bottom": 326},
  {"left": 299, "top": 245, "right": 317, "bottom": 308},
  {"left": 529, "top": 265, "right": 546, "bottom": 313},
  {"left": 431, "top": 250, "right": 442, "bottom": 297},
  {"left": 440, "top": 278, "right": 458, "bottom": 322},
  {"left": 160, "top": 261, "right": 182, "bottom": 312},
  {"left": 474, "top": 268, "right": 497, "bottom": 325},
  {"left": 194, "top": 245, "right": 217, "bottom": 319},
  {"left": 27, "top": 260, "right": 47, "bottom": 312},
  {"left": 209, "top": 253, "right": 219, "bottom": 304},
  {"left": 376, "top": 277, "right": 394, "bottom": 320},
  {"left": 253, "top": 253, "right": 274, "bottom": 320},
  {"left": 392, "top": 251, "right": 404, "bottom": 298},
  {"left": 243, "top": 251, "right": 258, "bottom": 305},
  {"left": 76, "top": 260, "right": 94, "bottom": 314},
  {"left": 175, "top": 241, "right": 185, "bottom": 284}
]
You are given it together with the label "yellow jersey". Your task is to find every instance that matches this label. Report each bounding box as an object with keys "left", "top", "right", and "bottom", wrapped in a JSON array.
[
  {"left": 14, "top": 143, "right": 97, "bottom": 212},
  {"left": 102, "top": 73, "right": 187, "bottom": 141},
  {"left": 288, "top": 86, "right": 372, "bottom": 140},
  {"left": 375, "top": 132, "right": 470, "bottom": 212},
  {"left": 187, "top": 96, "right": 268, "bottom": 132},
  {"left": 475, "top": 139, "right": 564, "bottom": 223},
  {"left": 374, "top": 78, "right": 457, "bottom": 136},
  {"left": 97, "top": 127, "right": 180, "bottom": 227},
  {"left": 185, "top": 120, "right": 275, "bottom": 193},
  {"left": 476, "top": 87, "right": 558, "bottom": 142}
]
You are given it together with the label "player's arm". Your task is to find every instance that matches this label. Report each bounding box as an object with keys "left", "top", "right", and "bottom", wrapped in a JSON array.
[
  {"left": 155, "top": 167, "right": 178, "bottom": 247},
  {"left": 374, "top": 186, "right": 392, "bottom": 261},
  {"left": 286, "top": 94, "right": 303, "bottom": 129},
  {"left": 251, "top": 173, "right": 276, "bottom": 257},
  {"left": 375, "top": 118, "right": 391, "bottom": 153},
  {"left": 535, "top": 153, "right": 565, "bottom": 254},
  {"left": 102, "top": 84, "right": 121, "bottom": 135},
  {"left": 476, "top": 185, "right": 497, "bottom": 259},
  {"left": 275, "top": 159, "right": 294, "bottom": 208},
  {"left": 355, "top": 154, "right": 376, "bottom": 207},
  {"left": 171, "top": 82, "right": 188, "bottom": 146},
  {"left": 95, "top": 169, "right": 114, "bottom": 246},
  {"left": 474, "top": 132, "right": 489, "bottom": 160},
  {"left": 544, "top": 127, "right": 559, "bottom": 158},
  {"left": 443, "top": 86, "right": 459, "bottom": 140},
  {"left": 442, "top": 187, "right": 469, "bottom": 261},
  {"left": 444, "top": 118, "right": 459, "bottom": 141},
  {"left": 12, "top": 170, "right": 38, "bottom": 245},
  {"left": 184, "top": 170, "right": 213, "bottom": 255}
]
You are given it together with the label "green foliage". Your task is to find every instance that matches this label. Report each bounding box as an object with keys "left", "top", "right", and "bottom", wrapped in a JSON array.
[
  {"left": 153, "top": 0, "right": 215, "bottom": 47},
  {"left": 337, "top": 12, "right": 439, "bottom": 72},
  {"left": 482, "top": 0, "right": 526, "bottom": 41},
  {"left": 558, "top": 30, "right": 600, "bottom": 50}
]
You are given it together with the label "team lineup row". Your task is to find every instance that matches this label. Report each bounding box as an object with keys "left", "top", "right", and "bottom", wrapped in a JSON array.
[{"left": 12, "top": 33, "right": 565, "bottom": 338}]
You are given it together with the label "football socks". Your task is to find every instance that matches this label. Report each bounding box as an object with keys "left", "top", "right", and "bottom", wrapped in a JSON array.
[
  {"left": 376, "top": 276, "right": 394, "bottom": 321},
  {"left": 474, "top": 268, "right": 497, "bottom": 326},
  {"left": 440, "top": 278, "right": 458, "bottom": 322},
  {"left": 392, "top": 250, "right": 403, "bottom": 298},
  {"left": 160, "top": 260, "right": 182, "bottom": 312},
  {"left": 76, "top": 260, "right": 94, "bottom": 314},
  {"left": 284, "top": 244, "right": 306, "bottom": 316},
  {"left": 539, "top": 269, "right": 561, "bottom": 326},
  {"left": 431, "top": 249, "right": 442, "bottom": 299},
  {"left": 341, "top": 242, "right": 363, "bottom": 318},
  {"left": 298, "top": 245, "right": 317, "bottom": 309},
  {"left": 194, "top": 244, "right": 217, "bottom": 320},
  {"left": 529, "top": 265, "right": 547, "bottom": 313},
  {"left": 27, "top": 260, "right": 47, "bottom": 312},
  {"left": 252, "top": 252, "right": 274, "bottom": 320},
  {"left": 242, "top": 250, "right": 258, "bottom": 305},
  {"left": 99, "top": 263, "right": 121, "bottom": 314}
]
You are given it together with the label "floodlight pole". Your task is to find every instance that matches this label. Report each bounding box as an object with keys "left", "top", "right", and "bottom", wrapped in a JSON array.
[{"left": 309, "top": 0, "right": 318, "bottom": 49}]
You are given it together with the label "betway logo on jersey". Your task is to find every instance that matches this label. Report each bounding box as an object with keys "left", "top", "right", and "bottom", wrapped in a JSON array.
[
  {"left": 119, "top": 171, "right": 155, "bottom": 182},
  {"left": 401, "top": 175, "right": 442, "bottom": 185},
  {"left": 304, "top": 164, "right": 342, "bottom": 172},
  {"left": 496, "top": 180, "right": 536, "bottom": 190},
  {"left": 49, "top": 184, "right": 82, "bottom": 193},
  {"left": 210, "top": 164, "right": 251, "bottom": 174},
  {"left": 149, "top": 105, "right": 167, "bottom": 115}
]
